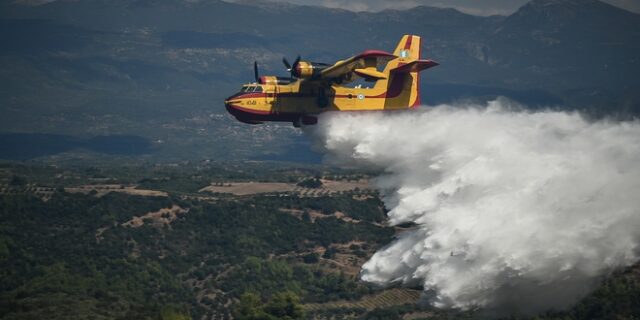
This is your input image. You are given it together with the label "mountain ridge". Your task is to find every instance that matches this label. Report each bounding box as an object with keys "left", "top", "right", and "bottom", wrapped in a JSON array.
[{"left": 0, "top": 0, "right": 638, "bottom": 161}]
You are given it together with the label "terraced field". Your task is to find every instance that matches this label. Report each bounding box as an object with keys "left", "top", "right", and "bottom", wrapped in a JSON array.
[
  {"left": 199, "top": 179, "right": 373, "bottom": 197},
  {"left": 304, "top": 288, "right": 422, "bottom": 312},
  {"left": 0, "top": 184, "right": 56, "bottom": 201}
]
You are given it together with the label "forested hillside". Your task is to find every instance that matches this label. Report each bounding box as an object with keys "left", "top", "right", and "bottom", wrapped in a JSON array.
[{"left": 0, "top": 162, "right": 639, "bottom": 319}]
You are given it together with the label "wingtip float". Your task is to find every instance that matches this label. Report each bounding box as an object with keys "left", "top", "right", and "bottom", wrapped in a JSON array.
[{"left": 224, "top": 35, "right": 438, "bottom": 128}]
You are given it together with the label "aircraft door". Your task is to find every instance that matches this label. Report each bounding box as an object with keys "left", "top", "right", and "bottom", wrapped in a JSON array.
[{"left": 266, "top": 86, "right": 277, "bottom": 111}]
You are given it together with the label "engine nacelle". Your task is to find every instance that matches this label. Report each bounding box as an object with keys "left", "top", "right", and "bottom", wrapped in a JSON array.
[
  {"left": 259, "top": 76, "right": 293, "bottom": 85},
  {"left": 293, "top": 61, "right": 328, "bottom": 79}
]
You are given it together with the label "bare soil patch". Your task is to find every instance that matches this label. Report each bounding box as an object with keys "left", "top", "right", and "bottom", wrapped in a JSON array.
[
  {"left": 279, "top": 208, "right": 367, "bottom": 225},
  {"left": 121, "top": 205, "right": 189, "bottom": 228},
  {"left": 66, "top": 184, "right": 168, "bottom": 197},
  {"left": 320, "top": 179, "right": 371, "bottom": 192},
  {"left": 200, "top": 182, "right": 295, "bottom": 195}
]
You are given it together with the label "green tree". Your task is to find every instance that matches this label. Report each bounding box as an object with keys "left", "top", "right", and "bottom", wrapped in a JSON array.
[
  {"left": 234, "top": 291, "right": 305, "bottom": 320},
  {"left": 297, "top": 178, "right": 322, "bottom": 189},
  {"left": 264, "top": 291, "right": 305, "bottom": 320},
  {"left": 234, "top": 292, "right": 266, "bottom": 320},
  {"left": 160, "top": 307, "right": 191, "bottom": 320}
]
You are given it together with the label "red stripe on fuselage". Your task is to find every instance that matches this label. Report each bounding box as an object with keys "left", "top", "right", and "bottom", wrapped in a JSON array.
[
  {"left": 413, "top": 41, "right": 421, "bottom": 108},
  {"left": 226, "top": 103, "right": 303, "bottom": 123},
  {"left": 226, "top": 104, "right": 271, "bottom": 115},
  {"left": 404, "top": 35, "right": 413, "bottom": 50}
]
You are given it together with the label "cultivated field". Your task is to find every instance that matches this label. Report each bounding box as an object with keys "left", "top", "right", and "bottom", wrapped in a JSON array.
[
  {"left": 304, "top": 288, "right": 422, "bottom": 311},
  {"left": 200, "top": 179, "right": 372, "bottom": 196}
]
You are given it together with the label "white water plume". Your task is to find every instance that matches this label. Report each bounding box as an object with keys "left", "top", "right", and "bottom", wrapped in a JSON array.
[{"left": 308, "top": 99, "right": 640, "bottom": 315}]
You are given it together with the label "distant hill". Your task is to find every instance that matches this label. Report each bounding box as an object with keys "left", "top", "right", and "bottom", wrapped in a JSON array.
[
  {"left": 487, "top": 0, "right": 640, "bottom": 89},
  {"left": 0, "top": 0, "right": 638, "bottom": 161}
]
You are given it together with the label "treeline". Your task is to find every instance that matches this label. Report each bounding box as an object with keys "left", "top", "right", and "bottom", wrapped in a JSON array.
[{"left": 0, "top": 161, "right": 376, "bottom": 194}]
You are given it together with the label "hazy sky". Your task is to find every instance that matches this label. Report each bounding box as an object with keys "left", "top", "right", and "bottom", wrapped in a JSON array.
[
  {"left": 17, "top": 0, "right": 640, "bottom": 15},
  {"left": 259, "top": 0, "right": 640, "bottom": 15}
]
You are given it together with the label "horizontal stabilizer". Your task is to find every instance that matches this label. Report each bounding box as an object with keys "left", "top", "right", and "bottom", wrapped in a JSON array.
[
  {"left": 354, "top": 68, "right": 387, "bottom": 80},
  {"left": 391, "top": 60, "right": 439, "bottom": 73}
]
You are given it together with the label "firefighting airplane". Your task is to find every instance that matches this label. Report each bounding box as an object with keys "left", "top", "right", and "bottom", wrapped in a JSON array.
[{"left": 224, "top": 35, "right": 438, "bottom": 127}]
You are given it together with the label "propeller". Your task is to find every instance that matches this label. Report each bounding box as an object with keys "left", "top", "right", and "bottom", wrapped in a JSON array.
[
  {"left": 282, "top": 55, "right": 301, "bottom": 78},
  {"left": 253, "top": 61, "right": 259, "bottom": 83},
  {"left": 282, "top": 57, "right": 291, "bottom": 71}
]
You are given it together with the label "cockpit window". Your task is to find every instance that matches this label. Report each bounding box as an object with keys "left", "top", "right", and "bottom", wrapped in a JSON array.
[{"left": 240, "top": 86, "right": 263, "bottom": 93}]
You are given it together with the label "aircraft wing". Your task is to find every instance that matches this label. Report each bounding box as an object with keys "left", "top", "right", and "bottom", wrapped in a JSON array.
[
  {"left": 318, "top": 50, "right": 396, "bottom": 82},
  {"left": 391, "top": 59, "right": 439, "bottom": 73}
]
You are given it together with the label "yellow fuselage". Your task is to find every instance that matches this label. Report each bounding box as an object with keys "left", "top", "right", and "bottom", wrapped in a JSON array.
[
  {"left": 224, "top": 34, "right": 430, "bottom": 126},
  {"left": 225, "top": 67, "right": 420, "bottom": 126}
]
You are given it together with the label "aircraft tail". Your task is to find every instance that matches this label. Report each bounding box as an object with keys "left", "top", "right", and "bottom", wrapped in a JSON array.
[
  {"left": 386, "top": 34, "right": 422, "bottom": 69},
  {"left": 375, "top": 35, "right": 438, "bottom": 108}
]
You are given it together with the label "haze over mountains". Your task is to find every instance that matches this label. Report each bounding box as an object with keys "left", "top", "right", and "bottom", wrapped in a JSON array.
[
  {"left": 1, "top": 0, "right": 639, "bottom": 161},
  {"left": 245, "top": 0, "right": 640, "bottom": 15}
]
